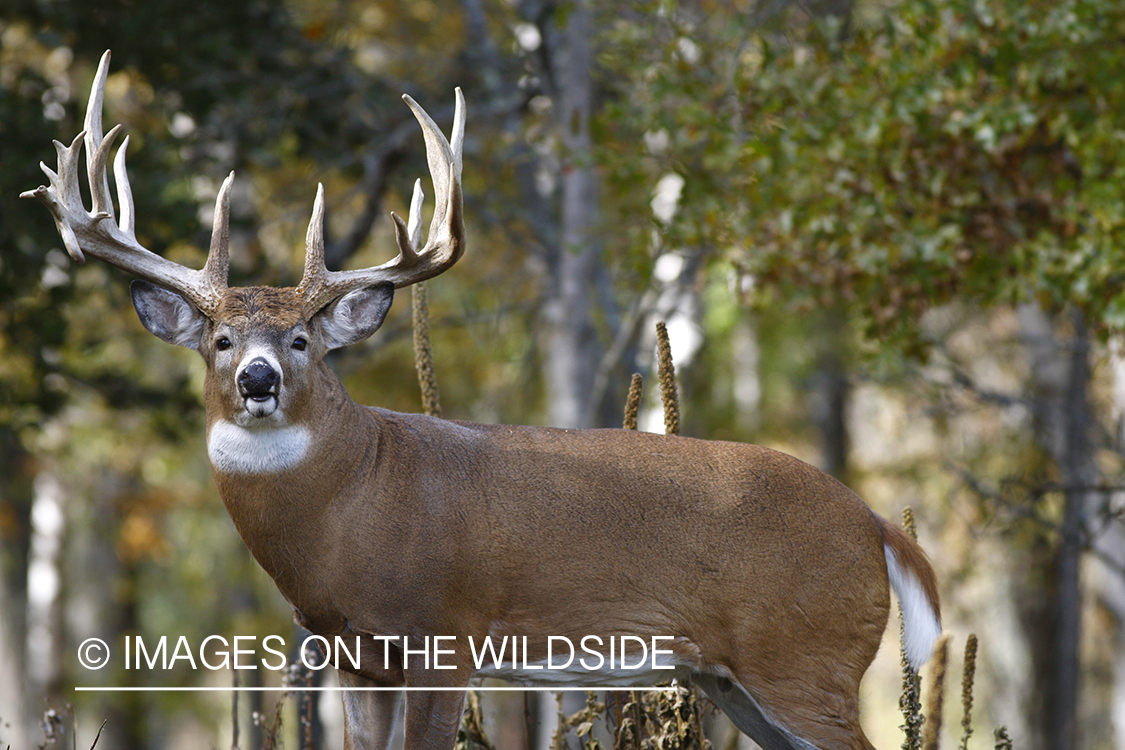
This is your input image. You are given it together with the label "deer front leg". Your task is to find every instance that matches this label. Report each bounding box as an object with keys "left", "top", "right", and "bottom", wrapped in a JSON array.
[
  {"left": 402, "top": 689, "right": 467, "bottom": 750},
  {"left": 339, "top": 670, "right": 402, "bottom": 750}
]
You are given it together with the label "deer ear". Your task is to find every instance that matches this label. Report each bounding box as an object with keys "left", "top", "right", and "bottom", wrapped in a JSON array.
[
  {"left": 314, "top": 282, "right": 395, "bottom": 350},
  {"left": 130, "top": 280, "right": 207, "bottom": 350}
]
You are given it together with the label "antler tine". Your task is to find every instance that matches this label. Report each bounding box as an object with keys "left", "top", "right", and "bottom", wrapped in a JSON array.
[
  {"left": 114, "top": 134, "right": 136, "bottom": 239},
  {"left": 21, "top": 50, "right": 229, "bottom": 316},
  {"left": 202, "top": 172, "right": 236, "bottom": 295},
  {"left": 299, "top": 183, "right": 328, "bottom": 294},
  {"left": 407, "top": 178, "right": 424, "bottom": 251},
  {"left": 85, "top": 51, "right": 115, "bottom": 222},
  {"left": 298, "top": 89, "right": 466, "bottom": 316},
  {"left": 21, "top": 133, "right": 88, "bottom": 262},
  {"left": 402, "top": 88, "right": 464, "bottom": 253}
]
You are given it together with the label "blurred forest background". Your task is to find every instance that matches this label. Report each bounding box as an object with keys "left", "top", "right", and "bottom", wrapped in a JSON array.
[{"left": 3, "top": 0, "right": 1125, "bottom": 748}]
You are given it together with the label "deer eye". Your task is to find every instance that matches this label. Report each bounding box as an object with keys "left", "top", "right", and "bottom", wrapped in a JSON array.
[
  {"left": 292, "top": 337, "right": 308, "bottom": 352},
  {"left": 215, "top": 336, "right": 232, "bottom": 351}
]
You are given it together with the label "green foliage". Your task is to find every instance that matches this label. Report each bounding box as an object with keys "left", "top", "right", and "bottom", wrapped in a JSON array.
[{"left": 600, "top": 0, "right": 1125, "bottom": 354}]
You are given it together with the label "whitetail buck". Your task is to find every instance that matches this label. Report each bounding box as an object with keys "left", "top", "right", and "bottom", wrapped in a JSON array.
[{"left": 24, "top": 51, "right": 940, "bottom": 750}]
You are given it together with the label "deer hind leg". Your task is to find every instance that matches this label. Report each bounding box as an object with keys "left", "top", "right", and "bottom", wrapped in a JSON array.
[
  {"left": 338, "top": 670, "right": 403, "bottom": 750},
  {"left": 694, "top": 672, "right": 815, "bottom": 750},
  {"left": 694, "top": 672, "right": 875, "bottom": 750}
]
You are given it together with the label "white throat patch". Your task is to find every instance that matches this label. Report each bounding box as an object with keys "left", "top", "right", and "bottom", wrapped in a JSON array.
[{"left": 208, "top": 420, "right": 311, "bottom": 474}]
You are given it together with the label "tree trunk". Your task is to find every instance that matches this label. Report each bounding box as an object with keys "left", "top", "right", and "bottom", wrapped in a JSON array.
[
  {"left": 1093, "top": 340, "right": 1125, "bottom": 749},
  {"left": 0, "top": 540, "right": 29, "bottom": 749},
  {"left": 0, "top": 435, "right": 32, "bottom": 749},
  {"left": 24, "top": 470, "right": 66, "bottom": 737},
  {"left": 1017, "top": 304, "right": 1095, "bottom": 750},
  {"left": 539, "top": 0, "right": 605, "bottom": 429}
]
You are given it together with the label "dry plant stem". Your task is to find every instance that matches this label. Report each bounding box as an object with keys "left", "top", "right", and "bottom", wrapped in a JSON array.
[
  {"left": 552, "top": 692, "right": 607, "bottom": 750},
  {"left": 89, "top": 720, "right": 107, "bottom": 749},
  {"left": 454, "top": 691, "right": 494, "bottom": 750},
  {"left": 922, "top": 633, "right": 949, "bottom": 750},
  {"left": 649, "top": 683, "right": 707, "bottom": 750},
  {"left": 655, "top": 322, "right": 680, "bottom": 436},
  {"left": 301, "top": 672, "right": 315, "bottom": 750},
  {"left": 552, "top": 693, "right": 568, "bottom": 750},
  {"left": 580, "top": 692, "right": 603, "bottom": 750},
  {"left": 993, "top": 726, "right": 1013, "bottom": 750},
  {"left": 899, "top": 611, "right": 924, "bottom": 750},
  {"left": 902, "top": 507, "right": 917, "bottom": 541},
  {"left": 691, "top": 687, "right": 711, "bottom": 750},
  {"left": 615, "top": 691, "right": 645, "bottom": 750},
  {"left": 39, "top": 705, "right": 81, "bottom": 750},
  {"left": 623, "top": 373, "right": 643, "bottom": 430},
  {"left": 960, "top": 633, "right": 979, "bottom": 750},
  {"left": 413, "top": 281, "right": 442, "bottom": 418},
  {"left": 899, "top": 507, "right": 923, "bottom": 750},
  {"left": 652, "top": 326, "right": 709, "bottom": 749},
  {"left": 259, "top": 693, "right": 285, "bottom": 750}
]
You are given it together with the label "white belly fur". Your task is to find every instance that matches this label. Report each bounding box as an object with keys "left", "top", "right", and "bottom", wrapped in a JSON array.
[
  {"left": 476, "top": 660, "right": 691, "bottom": 687},
  {"left": 474, "top": 645, "right": 692, "bottom": 688}
]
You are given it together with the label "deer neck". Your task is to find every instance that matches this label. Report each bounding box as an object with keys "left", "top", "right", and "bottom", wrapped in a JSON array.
[{"left": 205, "top": 364, "right": 375, "bottom": 606}]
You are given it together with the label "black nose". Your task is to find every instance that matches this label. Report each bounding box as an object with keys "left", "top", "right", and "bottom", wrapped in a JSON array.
[{"left": 238, "top": 359, "right": 279, "bottom": 397}]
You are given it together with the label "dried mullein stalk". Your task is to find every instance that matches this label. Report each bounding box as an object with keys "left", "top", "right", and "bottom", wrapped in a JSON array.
[
  {"left": 624, "top": 373, "right": 643, "bottom": 430},
  {"left": 412, "top": 281, "right": 442, "bottom": 418},
  {"left": 655, "top": 322, "right": 680, "bottom": 436},
  {"left": 922, "top": 633, "right": 949, "bottom": 750},
  {"left": 649, "top": 683, "right": 709, "bottom": 750},
  {"left": 899, "top": 508, "right": 923, "bottom": 750},
  {"left": 613, "top": 691, "right": 646, "bottom": 750},
  {"left": 902, "top": 507, "right": 917, "bottom": 541},
  {"left": 960, "top": 634, "right": 978, "bottom": 750},
  {"left": 553, "top": 691, "right": 606, "bottom": 750},
  {"left": 900, "top": 643, "right": 924, "bottom": 750}
]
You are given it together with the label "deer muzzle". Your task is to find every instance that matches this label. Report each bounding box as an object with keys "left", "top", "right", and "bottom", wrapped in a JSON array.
[{"left": 237, "top": 358, "right": 280, "bottom": 418}]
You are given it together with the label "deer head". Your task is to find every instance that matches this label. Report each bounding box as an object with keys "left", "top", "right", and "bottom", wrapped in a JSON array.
[{"left": 23, "top": 50, "right": 464, "bottom": 436}]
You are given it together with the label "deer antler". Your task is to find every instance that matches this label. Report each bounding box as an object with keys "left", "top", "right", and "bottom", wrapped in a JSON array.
[
  {"left": 21, "top": 50, "right": 232, "bottom": 317},
  {"left": 25, "top": 51, "right": 466, "bottom": 319},
  {"left": 296, "top": 88, "right": 465, "bottom": 316}
]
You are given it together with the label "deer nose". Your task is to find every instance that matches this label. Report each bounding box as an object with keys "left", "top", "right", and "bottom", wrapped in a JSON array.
[{"left": 238, "top": 359, "right": 279, "bottom": 398}]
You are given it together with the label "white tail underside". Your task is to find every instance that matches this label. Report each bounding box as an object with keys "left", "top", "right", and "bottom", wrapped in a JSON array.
[{"left": 884, "top": 543, "right": 942, "bottom": 671}]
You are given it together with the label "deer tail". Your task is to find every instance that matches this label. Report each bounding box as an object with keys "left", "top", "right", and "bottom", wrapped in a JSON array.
[{"left": 877, "top": 513, "right": 941, "bottom": 671}]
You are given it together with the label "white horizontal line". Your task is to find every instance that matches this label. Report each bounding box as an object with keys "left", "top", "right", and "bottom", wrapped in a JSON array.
[{"left": 76, "top": 686, "right": 677, "bottom": 693}]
